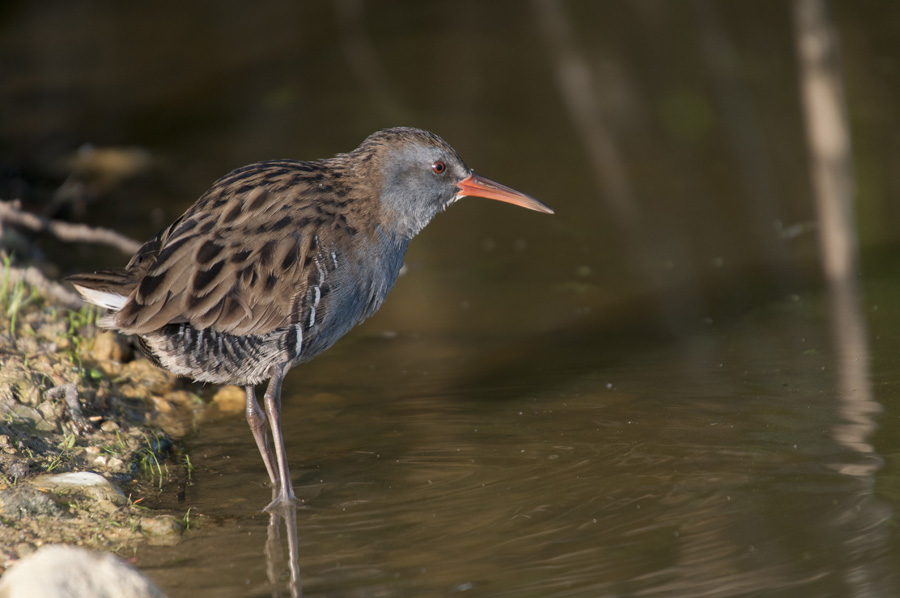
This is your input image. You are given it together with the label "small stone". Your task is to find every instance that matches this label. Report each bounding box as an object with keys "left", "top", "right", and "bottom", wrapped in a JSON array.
[
  {"left": 119, "top": 360, "right": 176, "bottom": 396},
  {"left": 37, "top": 401, "right": 60, "bottom": 421},
  {"left": 106, "top": 457, "right": 125, "bottom": 471},
  {"left": 0, "top": 545, "right": 167, "bottom": 598},
  {"left": 150, "top": 396, "right": 173, "bottom": 413},
  {"left": 8, "top": 460, "right": 29, "bottom": 479},
  {"left": 33, "top": 472, "right": 127, "bottom": 506},
  {"left": 165, "top": 390, "right": 201, "bottom": 409},
  {"left": 0, "top": 486, "right": 61, "bottom": 517},
  {"left": 5, "top": 404, "right": 55, "bottom": 432},
  {"left": 89, "top": 331, "right": 132, "bottom": 364},
  {"left": 140, "top": 514, "right": 183, "bottom": 537},
  {"left": 15, "top": 383, "right": 41, "bottom": 406},
  {"left": 100, "top": 420, "right": 120, "bottom": 433},
  {"left": 211, "top": 385, "right": 244, "bottom": 413}
]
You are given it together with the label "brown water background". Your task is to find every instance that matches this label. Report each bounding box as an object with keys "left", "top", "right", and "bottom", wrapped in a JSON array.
[{"left": 3, "top": 2, "right": 900, "bottom": 596}]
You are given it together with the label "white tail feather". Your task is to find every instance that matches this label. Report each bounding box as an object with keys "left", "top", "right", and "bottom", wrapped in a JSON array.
[
  {"left": 97, "top": 314, "right": 119, "bottom": 329},
  {"left": 72, "top": 284, "right": 128, "bottom": 312}
]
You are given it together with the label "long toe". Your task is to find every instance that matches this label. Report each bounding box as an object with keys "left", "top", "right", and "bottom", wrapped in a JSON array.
[{"left": 263, "top": 488, "right": 300, "bottom": 514}]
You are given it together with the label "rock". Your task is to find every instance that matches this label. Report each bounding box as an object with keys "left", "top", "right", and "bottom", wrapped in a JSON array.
[
  {"left": 140, "top": 514, "right": 183, "bottom": 537},
  {"left": 211, "top": 385, "right": 245, "bottom": 413},
  {"left": 150, "top": 396, "right": 173, "bottom": 413},
  {"left": 106, "top": 457, "right": 126, "bottom": 472},
  {"left": 89, "top": 331, "right": 132, "bottom": 364},
  {"left": 6, "top": 460, "right": 29, "bottom": 479},
  {"left": 164, "top": 390, "right": 202, "bottom": 410},
  {"left": 32, "top": 472, "right": 127, "bottom": 506},
  {"left": 0, "top": 485, "right": 62, "bottom": 517},
  {"left": 0, "top": 403, "right": 43, "bottom": 428},
  {"left": 140, "top": 515, "right": 183, "bottom": 547},
  {"left": 119, "top": 360, "right": 176, "bottom": 396},
  {"left": 37, "top": 400, "right": 61, "bottom": 422},
  {"left": 0, "top": 544, "right": 167, "bottom": 598},
  {"left": 14, "top": 379, "right": 42, "bottom": 406}
]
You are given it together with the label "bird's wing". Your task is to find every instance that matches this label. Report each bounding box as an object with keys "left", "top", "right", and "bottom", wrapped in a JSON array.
[{"left": 114, "top": 163, "right": 354, "bottom": 337}]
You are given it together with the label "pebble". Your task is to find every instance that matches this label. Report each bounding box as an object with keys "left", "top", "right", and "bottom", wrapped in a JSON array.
[
  {"left": 211, "top": 385, "right": 245, "bottom": 413},
  {"left": 140, "top": 514, "right": 183, "bottom": 538},
  {"left": 14, "top": 383, "right": 41, "bottom": 406},
  {"left": 0, "top": 544, "right": 167, "bottom": 598},
  {"left": 32, "top": 472, "right": 127, "bottom": 506},
  {"left": 166, "top": 390, "right": 201, "bottom": 407},
  {"left": 120, "top": 360, "right": 176, "bottom": 395},
  {"left": 0, "top": 486, "right": 61, "bottom": 517},
  {"left": 2, "top": 404, "right": 43, "bottom": 428},
  {"left": 7, "top": 460, "right": 29, "bottom": 478},
  {"left": 89, "top": 331, "right": 132, "bottom": 364},
  {"left": 151, "top": 396, "right": 173, "bottom": 413},
  {"left": 37, "top": 401, "right": 60, "bottom": 421}
]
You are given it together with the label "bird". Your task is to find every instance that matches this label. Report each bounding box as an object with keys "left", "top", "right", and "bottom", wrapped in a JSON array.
[{"left": 66, "top": 127, "right": 554, "bottom": 512}]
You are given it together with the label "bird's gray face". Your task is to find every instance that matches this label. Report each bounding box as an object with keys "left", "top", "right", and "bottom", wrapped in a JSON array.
[
  {"left": 379, "top": 142, "right": 471, "bottom": 239},
  {"left": 373, "top": 129, "right": 553, "bottom": 240}
]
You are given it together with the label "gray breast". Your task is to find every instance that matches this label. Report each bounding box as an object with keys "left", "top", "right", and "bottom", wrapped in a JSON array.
[{"left": 294, "top": 229, "right": 410, "bottom": 361}]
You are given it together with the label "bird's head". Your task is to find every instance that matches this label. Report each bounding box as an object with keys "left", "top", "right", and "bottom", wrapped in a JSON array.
[{"left": 356, "top": 127, "right": 553, "bottom": 239}]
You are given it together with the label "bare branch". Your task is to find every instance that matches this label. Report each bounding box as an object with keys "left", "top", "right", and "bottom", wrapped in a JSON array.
[{"left": 0, "top": 199, "right": 141, "bottom": 255}]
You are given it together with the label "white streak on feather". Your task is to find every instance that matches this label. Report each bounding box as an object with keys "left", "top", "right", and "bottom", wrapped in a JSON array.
[
  {"left": 294, "top": 322, "right": 303, "bottom": 356},
  {"left": 71, "top": 285, "right": 127, "bottom": 311}
]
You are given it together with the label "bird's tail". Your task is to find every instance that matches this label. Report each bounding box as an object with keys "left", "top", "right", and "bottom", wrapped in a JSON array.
[{"left": 65, "top": 270, "right": 137, "bottom": 314}]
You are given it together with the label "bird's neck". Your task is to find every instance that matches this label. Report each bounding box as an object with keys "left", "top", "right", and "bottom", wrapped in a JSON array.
[{"left": 378, "top": 188, "right": 445, "bottom": 241}]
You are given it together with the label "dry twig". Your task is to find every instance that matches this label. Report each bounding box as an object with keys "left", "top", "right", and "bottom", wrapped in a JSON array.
[{"left": 0, "top": 199, "right": 141, "bottom": 255}]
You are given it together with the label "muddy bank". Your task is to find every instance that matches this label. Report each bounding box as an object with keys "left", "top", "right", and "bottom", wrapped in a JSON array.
[{"left": 0, "top": 269, "right": 243, "bottom": 572}]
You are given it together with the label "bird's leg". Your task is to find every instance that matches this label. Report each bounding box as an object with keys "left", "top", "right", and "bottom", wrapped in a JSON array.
[
  {"left": 245, "top": 385, "right": 279, "bottom": 493},
  {"left": 263, "top": 365, "right": 298, "bottom": 512}
]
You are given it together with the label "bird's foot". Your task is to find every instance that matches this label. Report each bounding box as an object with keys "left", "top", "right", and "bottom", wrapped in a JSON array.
[{"left": 264, "top": 487, "right": 301, "bottom": 514}]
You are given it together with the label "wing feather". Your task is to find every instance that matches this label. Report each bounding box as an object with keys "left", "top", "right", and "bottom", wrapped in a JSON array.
[{"left": 113, "top": 174, "right": 327, "bottom": 336}]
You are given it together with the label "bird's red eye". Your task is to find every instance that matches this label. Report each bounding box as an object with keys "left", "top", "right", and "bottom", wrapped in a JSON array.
[{"left": 432, "top": 161, "right": 446, "bottom": 174}]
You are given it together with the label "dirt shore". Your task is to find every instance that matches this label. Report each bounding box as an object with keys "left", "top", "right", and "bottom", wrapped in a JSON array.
[{"left": 0, "top": 272, "right": 239, "bottom": 572}]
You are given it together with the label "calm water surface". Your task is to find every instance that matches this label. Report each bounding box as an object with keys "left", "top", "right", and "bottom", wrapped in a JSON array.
[{"left": 134, "top": 252, "right": 900, "bottom": 597}]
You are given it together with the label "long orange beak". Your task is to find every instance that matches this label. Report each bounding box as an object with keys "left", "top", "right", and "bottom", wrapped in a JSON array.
[{"left": 456, "top": 173, "right": 554, "bottom": 214}]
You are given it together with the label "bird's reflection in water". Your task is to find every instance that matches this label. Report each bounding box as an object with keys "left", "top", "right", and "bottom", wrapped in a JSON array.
[{"left": 264, "top": 505, "right": 302, "bottom": 598}]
